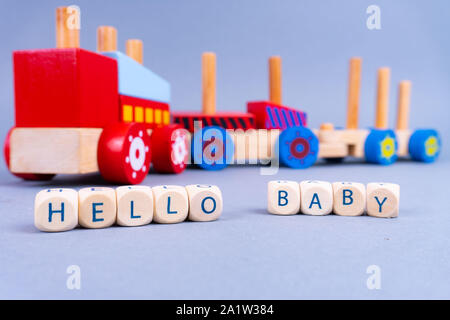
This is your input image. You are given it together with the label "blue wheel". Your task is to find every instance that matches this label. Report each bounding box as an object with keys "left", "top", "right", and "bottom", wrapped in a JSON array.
[
  {"left": 364, "top": 129, "right": 398, "bottom": 165},
  {"left": 278, "top": 126, "right": 318, "bottom": 169},
  {"left": 191, "top": 126, "right": 234, "bottom": 170},
  {"left": 408, "top": 129, "right": 441, "bottom": 163}
]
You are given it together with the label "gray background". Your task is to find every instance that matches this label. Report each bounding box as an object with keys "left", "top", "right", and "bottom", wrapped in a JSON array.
[{"left": 0, "top": 0, "right": 449, "bottom": 299}]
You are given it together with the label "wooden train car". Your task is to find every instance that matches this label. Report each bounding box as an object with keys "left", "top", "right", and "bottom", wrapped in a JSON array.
[
  {"left": 173, "top": 53, "right": 441, "bottom": 170},
  {"left": 3, "top": 7, "right": 189, "bottom": 184}
]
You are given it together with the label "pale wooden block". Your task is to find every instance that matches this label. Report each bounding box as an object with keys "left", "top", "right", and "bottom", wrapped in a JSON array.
[
  {"left": 230, "top": 129, "right": 259, "bottom": 164},
  {"left": 186, "top": 184, "right": 223, "bottom": 222},
  {"left": 78, "top": 187, "right": 117, "bottom": 228},
  {"left": 10, "top": 128, "right": 101, "bottom": 174},
  {"left": 34, "top": 188, "right": 78, "bottom": 232},
  {"left": 366, "top": 183, "right": 400, "bottom": 218},
  {"left": 152, "top": 185, "right": 189, "bottom": 223},
  {"left": 318, "top": 142, "right": 348, "bottom": 158},
  {"left": 267, "top": 180, "right": 300, "bottom": 215},
  {"left": 300, "top": 180, "right": 333, "bottom": 215},
  {"left": 332, "top": 182, "right": 366, "bottom": 216},
  {"left": 339, "top": 129, "right": 369, "bottom": 158},
  {"left": 116, "top": 186, "right": 153, "bottom": 227},
  {"left": 396, "top": 129, "right": 412, "bottom": 157}
]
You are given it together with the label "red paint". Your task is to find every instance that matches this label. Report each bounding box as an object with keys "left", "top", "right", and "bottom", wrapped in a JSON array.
[
  {"left": 290, "top": 137, "right": 309, "bottom": 159},
  {"left": 14, "top": 48, "right": 119, "bottom": 128},
  {"left": 151, "top": 124, "right": 189, "bottom": 174},
  {"left": 172, "top": 112, "right": 255, "bottom": 132},
  {"left": 119, "top": 94, "right": 170, "bottom": 130},
  {"left": 97, "top": 123, "right": 151, "bottom": 184},
  {"left": 247, "top": 101, "right": 307, "bottom": 129}
]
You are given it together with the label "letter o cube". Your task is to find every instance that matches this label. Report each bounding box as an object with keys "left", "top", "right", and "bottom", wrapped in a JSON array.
[
  {"left": 116, "top": 186, "right": 153, "bottom": 227},
  {"left": 152, "top": 185, "right": 189, "bottom": 223},
  {"left": 267, "top": 180, "right": 300, "bottom": 215},
  {"left": 186, "top": 184, "right": 223, "bottom": 222},
  {"left": 78, "top": 187, "right": 117, "bottom": 228},
  {"left": 34, "top": 188, "right": 78, "bottom": 232},
  {"left": 300, "top": 180, "right": 333, "bottom": 215},
  {"left": 332, "top": 182, "right": 366, "bottom": 216},
  {"left": 367, "top": 183, "right": 400, "bottom": 218}
]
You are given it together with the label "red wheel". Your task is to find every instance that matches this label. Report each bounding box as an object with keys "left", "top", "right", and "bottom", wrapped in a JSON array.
[
  {"left": 3, "top": 128, "right": 55, "bottom": 181},
  {"left": 97, "top": 123, "right": 151, "bottom": 184},
  {"left": 152, "top": 124, "right": 189, "bottom": 174}
]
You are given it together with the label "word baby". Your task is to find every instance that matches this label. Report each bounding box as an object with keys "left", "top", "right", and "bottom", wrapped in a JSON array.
[
  {"left": 35, "top": 185, "right": 223, "bottom": 232},
  {"left": 268, "top": 180, "right": 399, "bottom": 218}
]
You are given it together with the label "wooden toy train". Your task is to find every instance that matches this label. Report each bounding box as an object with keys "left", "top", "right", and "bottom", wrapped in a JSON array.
[{"left": 3, "top": 6, "right": 441, "bottom": 184}]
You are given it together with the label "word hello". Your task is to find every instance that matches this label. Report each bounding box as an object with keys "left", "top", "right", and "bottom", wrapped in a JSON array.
[
  {"left": 35, "top": 184, "right": 223, "bottom": 232},
  {"left": 268, "top": 181, "right": 399, "bottom": 218}
]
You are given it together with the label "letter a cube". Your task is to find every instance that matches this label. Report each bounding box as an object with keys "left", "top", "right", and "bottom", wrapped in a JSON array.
[
  {"left": 267, "top": 180, "right": 300, "bottom": 215},
  {"left": 185, "top": 184, "right": 223, "bottom": 222},
  {"left": 300, "top": 180, "right": 333, "bottom": 215},
  {"left": 332, "top": 182, "right": 366, "bottom": 216},
  {"left": 34, "top": 188, "right": 78, "bottom": 232},
  {"left": 366, "top": 183, "right": 400, "bottom": 218}
]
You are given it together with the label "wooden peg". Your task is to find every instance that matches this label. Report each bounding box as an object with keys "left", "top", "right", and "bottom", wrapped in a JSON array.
[
  {"left": 396, "top": 81, "right": 411, "bottom": 130},
  {"left": 375, "top": 67, "right": 390, "bottom": 129},
  {"left": 346, "top": 57, "right": 362, "bottom": 129},
  {"left": 56, "top": 6, "right": 80, "bottom": 48},
  {"left": 97, "top": 26, "right": 117, "bottom": 52},
  {"left": 269, "top": 56, "right": 282, "bottom": 105},
  {"left": 202, "top": 52, "right": 216, "bottom": 115},
  {"left": 126, "top": 39, "right": 143, "bottom": 64}
]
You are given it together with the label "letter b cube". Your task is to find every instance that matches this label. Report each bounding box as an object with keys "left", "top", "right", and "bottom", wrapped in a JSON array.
[
  {"left": 332, "top": 182, "right": 366, "bottom": 216},
  {"left": 267, "top": 180, "right": 300, "bottom": 215}
]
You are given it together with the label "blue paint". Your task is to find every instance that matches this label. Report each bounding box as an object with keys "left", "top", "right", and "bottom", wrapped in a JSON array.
[
  {"left": 309, "top": 193, "right": 322, "bottom": 209},
  {"left": 92, "top": 203, "right": 104, "bottom": 222},
  {"left": 277, "top": 126, "right": 318, "bottom": 169},
  {"left": 266, "top": 106, "right": 276, "bottom": 127},
  {"left": 364, "top": 129, "right": 398, "bottom": 165},
  {"left": 278, "top": 190, "right": 288, "bottom": 206},
  {"left": 48, "top": 202, "right": 64, "bottom": 223},
  {"left": 102, "top": 51, "right": 170, "bottom": 103},
  {"left": 192, "top": 126, "right": 234, "bottom": 171},
  {"left": 408, "top": 129, "right": 441, "bottom": 163},
  {"left": 201, "top": 196, "right": 216, "bottom": 214},
  {"left": 374, "top": 196, "right": 387, "bottom": 213},
  {"left": 196, "top": 184, "right": 212, "bottom": 188},
  {"left": 129, "top": 201, "right": 141, "bottom": 219},
  {"left": 167, "top": 197, "right": 177, "bottom": 214},
  {"left": 343, "top": 189, "right": 354, "bottom": 205}
]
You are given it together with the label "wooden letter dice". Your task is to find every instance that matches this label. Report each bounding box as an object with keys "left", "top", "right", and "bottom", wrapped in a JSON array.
[
  {"left": 267, "top": 180, "right": 300, "bottom": 215},
  {"left": 34, "top": 188, "right": 78, "bottom": 232},
  {"left": 116, "top": 186, "right": 153, "bottom": 227},
  {"left": 152, "top": 185, "right": 189, "bottom": 223},
  {"left": 79, "top": 187, "right": 117, "bottom": 228},
  {"left": 186, "top": 184, "right": 223, "bottom": 222},
  {"left": 300, "top": 180, "right": 333, "bottom": 215},
  {"left": 366, "top": 183, "right": 400, "bottom": 218},
  {"left": 332, "top": 182, "right": 366, "bottom": 216}
]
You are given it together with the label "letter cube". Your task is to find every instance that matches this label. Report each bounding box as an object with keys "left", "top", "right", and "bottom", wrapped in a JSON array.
[
  {"left": 267, "top": 180, "right": 300, "bottom": 215},
  {"left": 116, "top": 186, "right": 153, "bottom": 227},
  {"left": 300, "top": 180, "right": 333, "bottom": 215},
  {"left": 34, "top": 188, "right": 78, "bottom": 232},
  {"left": 152, "top": 185, "right": 188, "bottom": 223},
  {"left": 332, "top": 182, "right": 366, "bottom": 216},
  {"left": 185, "top": 184, "right": 223, "bottom": 222},
  {"left": 79, "top": 187, "right": 117, "bottom": 228},
  {"left": 366, "top": 183, "right": 400, "bottom": 218}
]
